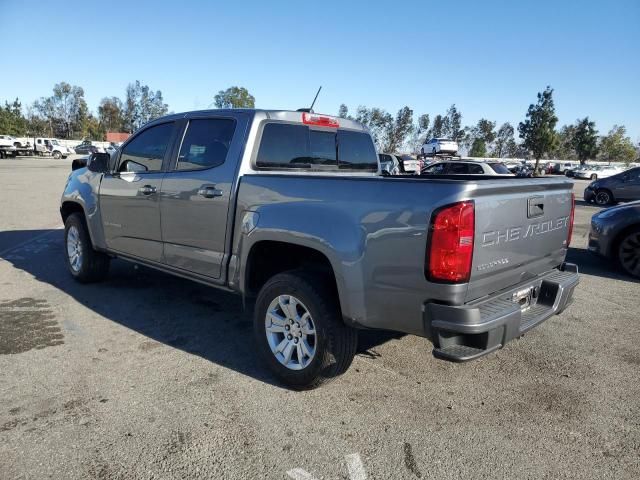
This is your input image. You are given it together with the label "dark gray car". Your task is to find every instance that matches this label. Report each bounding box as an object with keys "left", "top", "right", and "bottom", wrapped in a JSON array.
[
  {"left": 589, "top": 201, "right": 640, "bottom": 278},
  {"left": 583, "top": 167, "right": 640, "bottom": 205}
]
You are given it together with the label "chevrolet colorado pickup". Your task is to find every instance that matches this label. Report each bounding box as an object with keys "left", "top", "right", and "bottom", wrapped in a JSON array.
[{"left": 61, "top": 109, "right": 579, "bottom": 389}]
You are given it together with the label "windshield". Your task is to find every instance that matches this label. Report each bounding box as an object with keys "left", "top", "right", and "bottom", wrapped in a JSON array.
[{"left": 50, "top": 140, "right": 60, "bottom": 145}]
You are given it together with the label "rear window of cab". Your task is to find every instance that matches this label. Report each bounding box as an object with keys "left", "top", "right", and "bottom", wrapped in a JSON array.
[{"left": 256, "top": 122, "right": 378, "bottom": 171}]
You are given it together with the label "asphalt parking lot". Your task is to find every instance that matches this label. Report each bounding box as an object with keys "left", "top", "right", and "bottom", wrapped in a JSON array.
[{"left": 1, "top": 156, "right": 638, "bottom": 479}]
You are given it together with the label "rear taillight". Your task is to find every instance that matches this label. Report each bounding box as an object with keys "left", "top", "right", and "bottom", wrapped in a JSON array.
[
  {"left": 567, "top": 193, "right": 575, "bottom": 246},
  {"left": 302, "top": 112, "right": 339, "bottom": 128},
  {"left": 427, "top": 201, "right": 475, "bottom": 283}
]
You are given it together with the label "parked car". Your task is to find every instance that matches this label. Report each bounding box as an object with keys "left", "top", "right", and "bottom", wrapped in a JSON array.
[
  {"left": 378, "top": 153, "right": 404, "bottom": 175},
  {"left": 575, "top": 165, "right": 623, "bottom": 180},
  {"left": 61, "top": 109, "right": 578, "bottom": 389},
  {"left": 74, "top": 141, "right": 103, "bottom": 154},
  {"left": 584, "top": 167, "right": 640, "bottom": 205},
  {"left": 421, "top": 138, "right": 459, "bottom": 156},
  {"left": 588, "top": 201, "right": 640, "bottom": 278},
  {"left": 398, "top": 154, "right": 422, "bottom": 174},
  {"left": 421, "top": 160, "right": 513, "bottom": 176}
]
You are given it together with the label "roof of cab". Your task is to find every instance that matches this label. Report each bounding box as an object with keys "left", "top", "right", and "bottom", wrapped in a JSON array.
[{"left": 145, "top": 109, "right": 368, "bottom": 132}]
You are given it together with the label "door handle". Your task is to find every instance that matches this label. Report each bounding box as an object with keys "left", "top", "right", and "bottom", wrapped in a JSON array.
[
  {"left": 198, "top": 186, "right": 222, "bottom": 198},
  {"left": 138, "top": 185, "right": 157, "bottom": 195}
]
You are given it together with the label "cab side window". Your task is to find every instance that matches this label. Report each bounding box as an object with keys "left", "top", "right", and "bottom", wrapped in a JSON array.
[
  {"left": 177, "top": 118, "right": 236, "bottom": 171},
  {"left": 118, "top": 123, "right": 174, "bottom": 173}
]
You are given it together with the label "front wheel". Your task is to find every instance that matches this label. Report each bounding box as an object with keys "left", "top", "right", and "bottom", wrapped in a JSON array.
[
  {"left": 591, "top": 174, "right": 598, "bottom": 180},
  {"left": 53, "top": 151, "right": 61, "bottom": 159},
  {"left": 254, "top": 271, "right": 358, "bottom": 390},
  {"left": 64, "top": 213, "right": 110, "bottom": 282}
]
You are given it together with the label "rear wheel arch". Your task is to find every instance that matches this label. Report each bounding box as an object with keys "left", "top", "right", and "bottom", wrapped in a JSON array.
[{"left": 244, "top": 240, "right": 343, "bottom": 311}]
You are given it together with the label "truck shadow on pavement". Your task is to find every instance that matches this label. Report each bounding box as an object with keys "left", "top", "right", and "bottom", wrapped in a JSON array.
[{"left": 0, "top": 229, "right": 404, "bottom": 388}]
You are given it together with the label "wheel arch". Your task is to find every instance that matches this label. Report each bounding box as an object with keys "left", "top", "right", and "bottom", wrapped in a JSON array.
[{"left": 242, "top": 239, "right": 351, "bottom": 324}]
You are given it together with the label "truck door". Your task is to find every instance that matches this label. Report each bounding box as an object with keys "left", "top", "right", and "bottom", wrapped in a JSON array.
[
  {"left": 159, "top": 113, "right": 247, "bottom": 280},
  {"left": 99, "top": 121, "right": 177, "bottom": 262}
]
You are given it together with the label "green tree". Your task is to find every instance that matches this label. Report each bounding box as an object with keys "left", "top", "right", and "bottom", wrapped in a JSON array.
[
  {"left": 441, "top": 104, "right": 464, "bottom": 141},
  {"left": 214, "top": 86, "right": 255, "bottom": 109},
  {"left": 469, "top": 138, "right": 487, "bottom": 157},
  {"left": 385, "top": 106, "right": 414, "bottom": 152},
  {"left": 493, "top": 122, "right": 516, "bottom": 158},
  {"left": 124, "top": 80, "right": 169, "bottom": 132},
  {"left": 429, "top": 114, "right": 445, "bottom": 139},
  {"left": 571, "top": 117, "right": 598, "bottom": 164},
  {"left": 518, "top": 86, "right": 559, "bottom": 174},
  {"left": 98, "top": 97, "right": 124, "bottom": 132},
  {"left": 338, "top": 104, "right": 350, "bottom": 119},
  {"left": 554, "top": 125, "right": 577, "bottom": 159},
  {"left": 464, "top": 118, "right": 496, "bottom": 154},
  {"left": 82, "top": 114, "right": 105, "bottom": 141},
  {"left": 0, "top": 98, "right": 27, "bottom": 135},
  {"left": 599, "top": 125, "right": 636, "bottom": 165}
]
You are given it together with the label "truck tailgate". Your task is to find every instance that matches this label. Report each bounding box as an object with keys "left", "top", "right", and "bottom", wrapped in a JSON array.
[{"left": 466, "top": 178, "right": 573, "bottom": 302}]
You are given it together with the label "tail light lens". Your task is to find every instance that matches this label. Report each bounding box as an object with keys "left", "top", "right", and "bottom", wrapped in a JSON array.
[
  {"left": 567, "top": 193, "right": 575, "bottom": 246},
  {"left": 427, "top": 201, "right": 475, "bottom": 283}
]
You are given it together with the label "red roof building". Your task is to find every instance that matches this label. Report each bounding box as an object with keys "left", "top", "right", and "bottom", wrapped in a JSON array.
[{"left": 106, "top": 132, "right": 130, "bottom": 143}]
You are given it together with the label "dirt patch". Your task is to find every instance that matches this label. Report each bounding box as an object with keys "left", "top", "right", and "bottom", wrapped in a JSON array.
[
  {"left": 0, "top": 298, "right": 63, "bottom": 354},
  {"left": 403, "top": 442, "right": 422, "bottom": 478}
]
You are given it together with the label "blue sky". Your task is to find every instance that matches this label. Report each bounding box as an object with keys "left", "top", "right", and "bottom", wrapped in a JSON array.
[{"left": 1, "top": 0, "right": 638, "bottom": 139}]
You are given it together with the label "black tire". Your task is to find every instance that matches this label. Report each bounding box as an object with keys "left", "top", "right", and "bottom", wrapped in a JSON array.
[
  {"left": 64, "top": 213, "right": 110, "bottom": 283},
  {"left": 53, "top": 151, "right": 61, "bottom": 159},
  {"left": 590, "top": 173, "right": 598, "bottom": 180},
  {"left": 594, "top": 189, "right": 614, "bottom": 206},
  {"left": 432, "top": 148, "right": 437, "bottom": 156},
  {"left": 616, "top": 227, "right": 640, "bottom": 279},
  {"left": 254, "top": 271, "right": 357, "bottom": 390}
]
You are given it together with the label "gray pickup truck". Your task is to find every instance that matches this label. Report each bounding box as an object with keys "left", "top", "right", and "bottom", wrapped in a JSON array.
[{"left": 61, "top": 109, "right": 579, "bottom": 389}]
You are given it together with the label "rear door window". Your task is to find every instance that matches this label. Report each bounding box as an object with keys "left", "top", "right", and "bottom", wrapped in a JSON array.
[{"left": 177, "top": 118, "right": 236, "bottom": 170}]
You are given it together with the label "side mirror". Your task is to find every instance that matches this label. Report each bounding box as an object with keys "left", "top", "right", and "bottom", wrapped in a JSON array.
[{"left": 87, "top": 152, "right": 110, "bottom": 173}]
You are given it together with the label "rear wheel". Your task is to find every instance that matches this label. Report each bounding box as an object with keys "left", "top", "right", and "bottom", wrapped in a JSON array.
[
  {"left": 595, "top": 189, "right": 614, "bottom": 206},
  {"left": 64, "top": 213, "right": 110, "bottom": 282},
  {"left": 617, "top": 228, "right": 640, "bottom": 279},
  {"left": 254, "top": 271, "right": 357, "bottom": 390}
]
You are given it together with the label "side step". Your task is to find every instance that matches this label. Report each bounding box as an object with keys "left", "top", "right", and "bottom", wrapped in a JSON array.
[{"left": 433, "top": 343, "right": 502, "bottom": 362}]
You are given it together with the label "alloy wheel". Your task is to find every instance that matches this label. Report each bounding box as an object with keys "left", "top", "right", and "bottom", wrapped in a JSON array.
[
  {"left": 265, "top": 295, "right": 316, "bottom": 370},
  {"left": 66, "top": 225, "right": 83, "bottom": 272}
]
